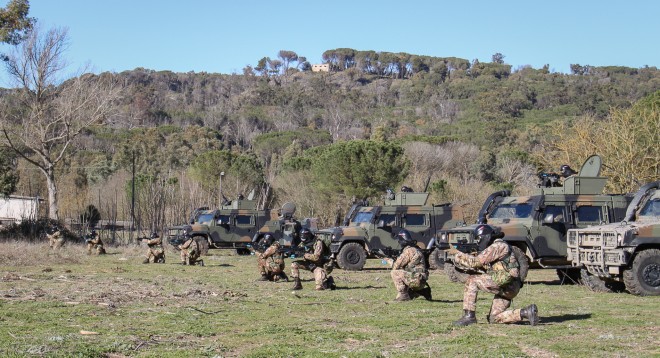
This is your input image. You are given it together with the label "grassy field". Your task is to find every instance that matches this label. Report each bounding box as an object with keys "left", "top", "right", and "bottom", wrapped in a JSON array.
[{"left": 0, "top": 241, "right": 658, "bottom": 358}]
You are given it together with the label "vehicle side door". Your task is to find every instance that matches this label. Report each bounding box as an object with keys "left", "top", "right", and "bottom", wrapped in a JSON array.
[
  {"left": 535, "top": 204, "right": 570, "bottom": 256},
  {"left": 232, "top": 212, "right": 257, "bottom": 244},
  {"left": 402, "top": 210, "right": 433, "bottom": 248},
  {"left": 372, "top": 210, "right": 399, "bottom": 249}
]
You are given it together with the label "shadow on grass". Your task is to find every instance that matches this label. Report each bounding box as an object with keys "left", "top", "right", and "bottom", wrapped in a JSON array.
[
  {"left": 524, "top": 280, "right": 579, "bottom": 286},
  {"left": 361, "top": 267, "right": 391, "bottom": 272},
  {"left": 428, "top": 299, "right": 462, "bottom": 303},
  {"left": 333, "top": 285, "right": 387, "bottom": 290},
  {"left": 540, "top": 313, "right": 592, "bottom": 324}
]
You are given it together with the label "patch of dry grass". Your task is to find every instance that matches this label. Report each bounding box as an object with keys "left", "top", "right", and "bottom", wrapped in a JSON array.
[{"left": 0, "top": 242, "right": 658, "bottom": 357}]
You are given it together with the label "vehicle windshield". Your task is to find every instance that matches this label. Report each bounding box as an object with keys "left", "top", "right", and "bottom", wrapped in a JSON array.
[
  {"left": 489, "top": 203, "right": 534, "bottom": 219},
  {"left": 352, "top": 211, "right": 374, "bottom": 224},
  {"left": 196, "top": 213, "right": 215, "bottom": 225},
  {"left": 638, "top": 197, "right": 660, "bottom": 218}
]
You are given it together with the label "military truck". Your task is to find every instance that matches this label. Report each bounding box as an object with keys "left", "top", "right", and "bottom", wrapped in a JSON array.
[
  {"left": 567, "top": 181, "right": 660, "bottom": 296},
  {"left": 436, "top": 155, "right": 633, "bottom": 283},
  {"left": 167, "top": 195, "right": 314, "bottom": 255},
  {"left": 314, "top": 190, "right": 465, "bottom": 271}
]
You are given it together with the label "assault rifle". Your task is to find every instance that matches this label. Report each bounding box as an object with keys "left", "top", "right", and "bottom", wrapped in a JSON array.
[
  {"left": 279, "top": 242, "right": 314, "bottom": 259},
  {"left": 371, "top": 246, "right": 400, "bottom": 267},
  {"left": 372, "top": 247, "right": 400, "bottom": 260},
  {"left": 246, "top": 241, "right": 269, "bottom": 254}
]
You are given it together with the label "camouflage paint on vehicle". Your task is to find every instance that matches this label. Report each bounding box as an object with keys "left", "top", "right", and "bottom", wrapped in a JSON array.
[
  {"left": 437, "top": 155, "right": 633, "bottom": 283},
  {"left": 316, "top": 191, "right": 465, "bottom": 271},
  {"left": 167, "top": 198, "right": 315, "bottom": 254},
  {"left": 568, "top": 181, "right": 660, "bottom": 296}
]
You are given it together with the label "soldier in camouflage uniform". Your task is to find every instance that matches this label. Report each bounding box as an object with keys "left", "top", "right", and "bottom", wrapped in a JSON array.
[
  {"left": 47, "top": 224, "right": 65, "bottom": 249},
  {"left": 179, "top": 232, "right": 203, "bottom": 266},
  {"left": 254, "top": 232, "right": 287, "bottom": 281},
  {"left": 450, "top": 225, "right": 538, "bottom": 326},
  {"left": 86, "top": 230, "right": 106, "bottom": 255},
  {"left": 143, "top": 231, "right": 165, "bottom": 264},
  {"left": 390, "top": 229, "right": 432, "bottom": 301},
  {"left": 291, "top": 228, "right": 335, "bottom": 291}
]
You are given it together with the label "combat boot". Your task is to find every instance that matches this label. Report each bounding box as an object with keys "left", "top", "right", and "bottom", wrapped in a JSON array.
[
  {"left": 258, "top": 274, "right": 269, "bottom": 281},
  {"left": 394, "top": 291, "right": 411, "bottom": 301},
  {"left": 520, "top": 304, "right": 539, "bottom": 326},
  {"left": 417, "top": 285, "right": 432, "bottom": 301},
  {"left": 326, "top": 276, "right": 336, "bottom": 290},
  {"left": 142, "top": 258, "right": 150, "bottom": 264},
  {"left": 453, "top": 310, "right": 477, "bottom": 326},
  {"left": 292, "top": 277, "right": 302, "bottom": 290},
  {"left": 280, "top": 272, "right": 289, "bottom": 282}
]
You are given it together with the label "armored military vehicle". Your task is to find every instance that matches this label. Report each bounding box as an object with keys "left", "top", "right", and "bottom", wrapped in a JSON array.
[
  {"left": 436, "top": 155, "right": 633, "bottom": 283},
  {"left": 314, "top": 189, "right": 465, "bottom": 271},
  {"left": 567, "top": 181, "right": 660, "bottom": 296},
  {"left": 167, "top": 195, "right": 314, "bottom": 255}
]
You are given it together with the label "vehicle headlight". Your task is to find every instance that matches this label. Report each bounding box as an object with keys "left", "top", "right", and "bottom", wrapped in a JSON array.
[
  {"left": 568, "top": 231, "right": 577, "bottom": 247},
  {"left": 604, "top": 232, "right": 617, "bottom": 248}
]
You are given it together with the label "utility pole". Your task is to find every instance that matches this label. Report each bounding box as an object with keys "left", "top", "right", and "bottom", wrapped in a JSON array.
[
  {"left": 219, "top": 171, "right": 225, "bottom": 207},
  {"left": 130, "top": 151, "right": 136, "bottom": 241}
]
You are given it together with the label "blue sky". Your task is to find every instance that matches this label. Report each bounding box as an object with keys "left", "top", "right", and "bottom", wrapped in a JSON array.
[{"left": 2, "top": 0, "right": 659, "bottom": 82}]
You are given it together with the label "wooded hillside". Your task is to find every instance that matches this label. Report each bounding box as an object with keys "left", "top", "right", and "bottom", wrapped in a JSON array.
[{"left": 2, "top": 46, "right": 659, "bottom": 232}]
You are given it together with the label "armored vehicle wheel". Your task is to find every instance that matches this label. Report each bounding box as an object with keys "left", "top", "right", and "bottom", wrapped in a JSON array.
[
  {"left": 511, "top": 246, "right": 529, "bottom": 282},
  {"left": 428, "top": 249, "right": 445, "bottom": 270},
  {"left": 444, "top": 262, "right": 469, "bottom": 283},
  {"left": 623, "top": 249, "right": 660, "bottom": 296},
  {"left": 580, "top": 269, "right": 625, "bottom": 293},
  {"left": 336, "top": 242, "right": 366, "bottom": 271},
  {"left": 194, "top": 237, "right": 210, "bottom": 256},
  {"left": 556, "top": 268, "right": 581, "bottom": 284}
]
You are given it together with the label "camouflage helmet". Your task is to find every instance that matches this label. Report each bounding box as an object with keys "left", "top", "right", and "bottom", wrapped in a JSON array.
[
  {"left": 560, "top": 165, "right": 577, "bottom": 178},
  {"left": 397, "top": 229, "right": 415, "bottom": 248},
  {"left": 474, "top": 224, "right": 503, "bottom": 251},
  {"left": 262, "top": 233, "right": 275, "bottom": 246},
  {"left": 300, "top": 227, "right": 314, "bottom": 243},
  {"left": 46, "top": 223, "right": 58, "bottom": 235}
]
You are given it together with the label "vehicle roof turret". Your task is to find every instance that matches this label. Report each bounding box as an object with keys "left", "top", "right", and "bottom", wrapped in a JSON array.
[
  {"left": 536, "top": 155, "right": 608, "bottom": 195},
  {"left": 383, "top": 191, "right": 429, "bottom": 206}
]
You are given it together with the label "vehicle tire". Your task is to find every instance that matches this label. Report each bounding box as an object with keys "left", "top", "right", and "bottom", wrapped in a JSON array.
[
  {"left": 336, "top": 242, "right": 367, "bottom": 271},
  {"left": 580, "top": 269, "right": 625, "bottom": 293},
  {"left": 444, "top": 262, "right": 469, "bottom": 283},
  {"left": 623, "top": 249, "right": 660, "bottom": 296},
  {"left": 194, "top": 237, "right": 210, "bottom": 256},
  {"left": 556, "top": 268, "right": 581, "bottom": 285},
  {"left": 427, "top": 249, "right": 445, "bottom": 270},
  {"left": 511, "top": 246, "right": 529, "bottom": 282}
]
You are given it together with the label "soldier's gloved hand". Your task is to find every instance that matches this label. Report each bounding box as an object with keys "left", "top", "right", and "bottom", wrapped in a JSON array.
[{"left": 446, "top": 247, "right": 460, "bottom": 256}]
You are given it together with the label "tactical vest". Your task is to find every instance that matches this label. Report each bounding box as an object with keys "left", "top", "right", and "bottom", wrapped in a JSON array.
[
  {"left": 404, "top": 247, "right": 427, "bottom": 275},
  {"left": 487, "top": 241, "right": 520, "bottom": 286}
]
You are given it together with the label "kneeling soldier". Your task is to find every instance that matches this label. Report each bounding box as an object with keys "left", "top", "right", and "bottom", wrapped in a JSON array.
[
  {"left": 143, "top": 231, "right": 165, "bottom": 264},
  {"left": 449, "top": 225, "right": 538, "bottom": 326},
  {"left": 390, "top": 229, "right": 432, "bottom": 301},
  {"left": 290, "top": 228, "right": 335, "bottom": 291},
  {"left": 255, "top": 233, "right": 287, "bottom": 281}
]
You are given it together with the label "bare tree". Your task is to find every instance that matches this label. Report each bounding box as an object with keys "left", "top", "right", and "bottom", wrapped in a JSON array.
[{"left": 0, "top": 26, "right": 122, "bottom": 219}]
